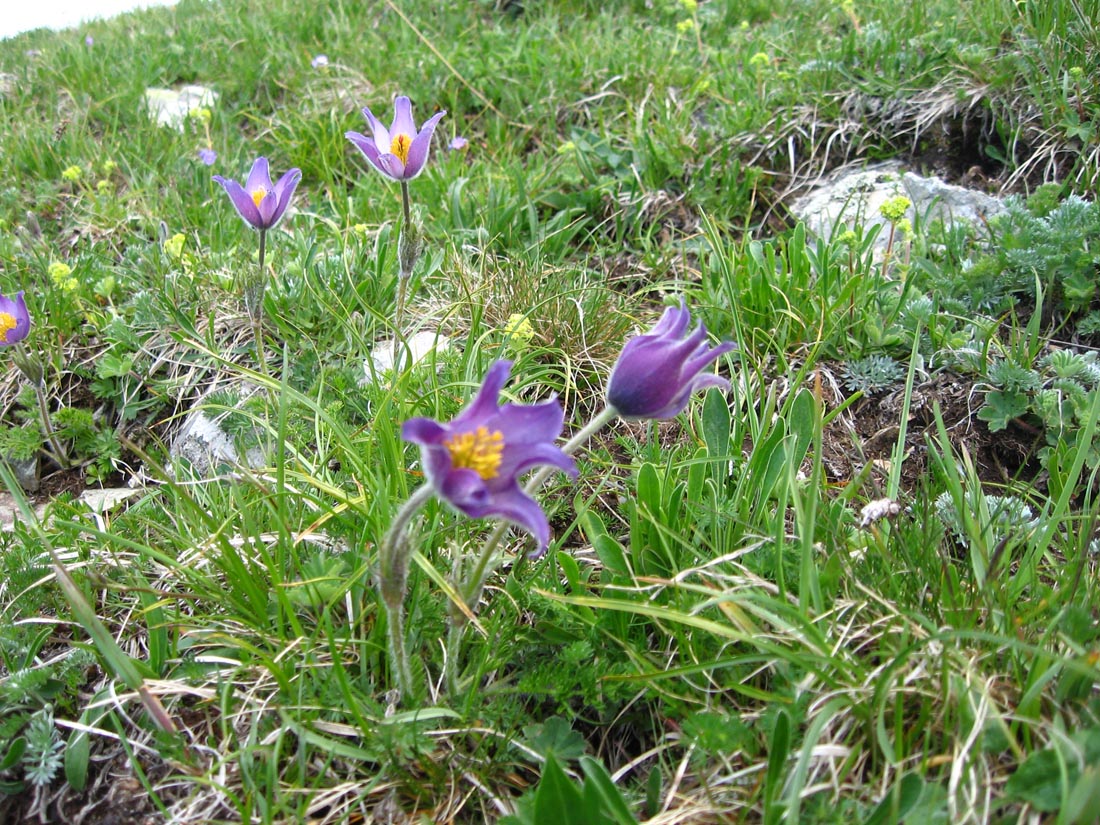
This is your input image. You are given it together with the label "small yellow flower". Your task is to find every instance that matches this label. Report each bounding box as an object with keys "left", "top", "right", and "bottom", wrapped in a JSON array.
[
  {"left": 679, "top": 0, "right": 698, "bottom": 12},
  {"left": 61, "top": 165, "right": 83, "bottom": 182},
  {"left": 48, "top": 261, "right": 77, "bottom": 291},
  {"left": 1069, "top": 66, "right": 1084, "bottom": 81},
  {"left": 556, "top": 140, "right": 576, "bottom": 155},
  {"left": 503, "top": 313, "right": 536, "bottom": 349},
  {"left": 879, "top": 195, "right": 912, "bottom": 223},
  {"left": 102, "top": 159, "right": 117, "bottom": 173},
  {"left": 837, "top": 229, "right": 859, "bottom": 247},
  {"left": 895, "top": 218, "right": 912, "bottom": 239},
  {"left": 676, "top": 17, "right": 695, "bottom": 33},
  {"left": 749, "top": 52, "right": 771, "bottom": 70},
  {"left": 96, "top": 179, "right": 111, "bottom": 193},
  {"left": 739, "top": 20, "right": 750, "bottom": 30},
  {"left": 163, "top": 233, "right": 186, "bottom": 260},
  {"left": 188, "top": 106, "right": 212, "bottom": 125},
  {"left": 352, "top": 223, "right": 369, "bottom": 236}
]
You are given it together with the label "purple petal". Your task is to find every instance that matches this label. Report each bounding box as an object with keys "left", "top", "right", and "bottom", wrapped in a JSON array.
[
  {"left": 477, "top": 485, "right": 552, "bottom": 556},
  {"left": 493, "top": 441, "right": 577, "bottom": 489},
  {"left": 402, "top": 417, "right": 448, "bottom": 445},
  {"left": 0, "top": 290, "right": 31, "bottom": 346},
  {"left": 390, "top": 96, "right": 416, "bottom": 139},
  {"left": 347, "top": 131, "right": 396, "bottom": 180},
  {"left": 245, "top": 157, "right": 273, "bottom": 195},
  {"left": 360, "top": 106, "right": 390, "bottom": 154},
  {"left": 213, "top": 175, "right": 263, "bottom": 228},
  {"left": 452, "top": 361, "right": 514, "bottom": 427},
  {"left": 440, "top": 468, "right": 491, "bottom": 513},
  {"left": 267, "top": 167, "right": 302, "bottom": 227},
  {"left": 376, "top": 153, "right": 406, "bottom": 179},
  {"left": 402, "top": 110, "right": 446, "bottom": 180}
]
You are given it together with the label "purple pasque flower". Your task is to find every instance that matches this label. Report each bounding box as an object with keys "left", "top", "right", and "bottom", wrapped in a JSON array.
[
  {"left": 212, "top": 157, "right": 301, "bottom": 231},
  {"left": 346, "top": 96, "right": 446, "bottom": 182},
  {"left": 311, "top": 54, "right": 329, "bottom": 69},
  {"left": 606, "top": 299, "right": 735, "bottom": 420},
  {"left": 0, "top": 291, "right": 31, "bottom": 346},
  {"left": 198, "top": 147, "right": 217, "bottom": 166},
  {"left": 402, "top": 360, "right": 577, "bottom": 556}
]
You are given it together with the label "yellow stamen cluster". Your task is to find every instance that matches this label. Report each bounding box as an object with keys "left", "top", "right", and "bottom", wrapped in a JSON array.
[
  {"left": 0, "top": 312, "right": 16, "bottom": 343},
  {"left": 251, "top": 186, "right": 268, "bottom": 209},
  {"left": 390, "top": 133, "right": 412, "bottom": 166},
  {"left": 444, "top": 426, "right": 505, "bottom": 480}
]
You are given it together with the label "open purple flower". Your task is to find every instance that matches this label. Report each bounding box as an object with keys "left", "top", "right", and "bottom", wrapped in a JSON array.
[
  {"left": 402, "top": 360, "right": 577, "bottom": 555},
  {"left": 346, "top": 96, "right": 446, "bottom": 182},
  {"left": 212, "top": 157, "right": 301, "bottom": 230},
  {"left": 198, "top": 148, "right": 217, "bottom": 166},
  {"left": 0, "top": 291, "right": 30, "bottom": 347},
  {"left": 606, "top": 299, "right": 735, "bottom": 420}
]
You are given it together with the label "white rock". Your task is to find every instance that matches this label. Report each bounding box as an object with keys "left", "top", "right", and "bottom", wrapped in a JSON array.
[
  {"left": 144, "top": 84, "right": 218, "bottom": 130},
  {"left": 790, "top": 160, "right": 1005, "bottom": 251},
  {"left": 364, "top": 331, "right": 451, "bottom": 383}
]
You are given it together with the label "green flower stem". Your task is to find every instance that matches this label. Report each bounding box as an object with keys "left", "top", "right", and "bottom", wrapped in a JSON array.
[
  {"left": 394, "top": 182, "right": 413, "bottom": 348},
  {"left": 455, "top": 405, "right": 619, "bottom": 626},
  {"left": 378, "top": 483, "right": 435, "bottom": 701},
  {"left": 14, "top": 344, "right": 69, "bottom": 469},
  {"left": 251, "top": 228, "right": 268, "bottom": 375}
]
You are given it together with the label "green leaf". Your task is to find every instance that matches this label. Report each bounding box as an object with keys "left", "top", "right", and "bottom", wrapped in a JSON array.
[
  {"left": 861, "top": 773, "right": 924, "bottom": 825},
  {"left": 533, "top": 753, "right": 585, "bottom": 825},
  {"left": 977, "top": 390, "right": 1029, "bottom": 432},
  {"left": 701, "top": 389, "right": 732, "bottom": 460},
  {"left": 1005, "top": 749, "right": 1064, "bottom": 812},
  {"left": 0, "top": 738, "right": 26, "bottom": 772},
  {"left": 523, "top": 717, "right": 588, "bottom": 763},
  {"left": 764, "top": 709, "right": 791, "bottom": 825},
  {"left": 64, "top": 729, "right": 90, "bottom": 792},
  {"left": 579, "top": 756, "right": 639, "bottom": 824}
]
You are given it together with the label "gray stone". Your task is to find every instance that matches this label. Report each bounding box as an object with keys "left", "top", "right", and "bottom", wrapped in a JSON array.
[
  {"left": 144, "top": 85, "right": 218, "bottom": 130},
  {"left": 169, "top": 387, "right": 267, "bottom": 477},
  {"left": 364, "top": 330, "right": 451, "bottom": 383},
  {"left": 790, "top": 161, "right": 1006, "bottom": 251}
]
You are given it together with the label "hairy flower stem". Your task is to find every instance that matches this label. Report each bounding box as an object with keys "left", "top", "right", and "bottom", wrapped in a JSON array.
[
  {"left": 12, "top": 344, "right": 68, "bottom": 469},
  {"left": 449, "top": 405, "right": 618, "bottom": 657},
  {"left": 249, "top": 229, "right": 268, "bottom": 375},
  {"left": 378, "top": 484, "right": 435, "bottom": 701},
  {"left": 393, "top": 182, "right": 423, "bottom": 374}
]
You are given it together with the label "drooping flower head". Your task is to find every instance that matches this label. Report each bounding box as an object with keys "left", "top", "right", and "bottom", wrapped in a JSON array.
[
  {"left": 606, "top": 299, "right": 735, "bottom": 420},
  {"left": 346, "top": 96, "right": 446, "bottom": 182},
  {"left": 212, "top": 157, "right": 301, "bottom": 231},
  {"left": 0, "top": 291, "right": 30, "bottom": 347},
  {"left": 402, "top": 361, "right": 577, "bottom": 556}
]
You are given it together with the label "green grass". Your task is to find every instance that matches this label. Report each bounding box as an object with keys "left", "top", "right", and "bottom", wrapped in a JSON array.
[{"left": 1, "top": 0, "right": 1099, "bottom": 821}]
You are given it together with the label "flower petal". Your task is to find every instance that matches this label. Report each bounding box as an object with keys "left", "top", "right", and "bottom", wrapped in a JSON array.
[
  {"left": 346, "top": 131, "right": 396, "bottom": 180},
  {"left": 452, "top": 360, "right": 514, "bottom": 428},
  {"left": 213, "top": 175, "right": 263, "bottom": 228},
  {"left": 245, "top": 157, "right": 273, "bottom": 196},
  {"left": 402, "top": 110, "right": 446, "bottom": 180},
  {"left": 361, "top": 106, "right": 391, "bottom": 154},
  {"left": 390, "top": 96, "right": 417, "bottom": 139}
]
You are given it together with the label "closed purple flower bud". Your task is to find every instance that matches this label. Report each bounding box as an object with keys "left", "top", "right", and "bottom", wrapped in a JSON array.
[
  {"left": 606, "top": 299, "right": 734, "bottom": 420},
  {"left": 0, "top": 291, "right": 31, "bottom": 346},
  {"left": 346, "top": 96, "right": 446, "bottom": 182},
  {"left": 401, "top": 360, "right": 577, "bottom": 556},
  {"left": 212, "top": 157, "right": 301, "bottom": 231}
]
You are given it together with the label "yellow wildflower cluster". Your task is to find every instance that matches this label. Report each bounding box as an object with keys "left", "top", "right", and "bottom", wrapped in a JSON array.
[
  {"left": 676, "top": 18, "right": 695, "bottom": 33},
  {"left": 164, "top": 233, "right": 187, "bottom": 261},
  {"left": 749, "top": 52, "right": 771, "bottom": 70},
  {"left": 879, "top": 195, "right": 912, "bottom": 223},
  {"left": 48, "top": 261, "right": 78, "bottom": 291},
  {"left": 61, "top": 165, "right": 83, "bottom": 182},
  {"left": 503, "top": 313, "right": 536, "bottom": 350}
]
